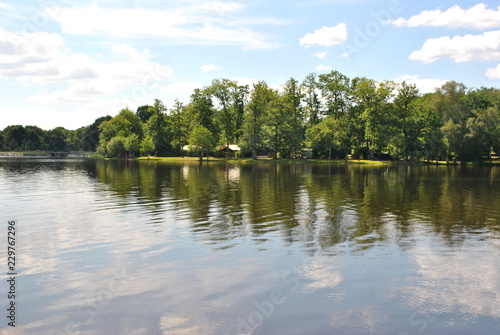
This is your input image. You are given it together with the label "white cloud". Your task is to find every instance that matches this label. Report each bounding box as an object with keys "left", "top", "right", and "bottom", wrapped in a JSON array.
[
  {"left": 0, "top": 28, "right": 173, "bottom": 87},
  {"left": 234, "top": 77, "right": 259, "bottom": 87},
  {"left": 385, "top": 4, "right": 500, "bottom": 30},
  {"left": 395, "top": 74, "right": 448, "bottom": 93},
  {"left": 0, "top": 27, "right": 174, "bottom": 109},
  {"left": 313, "top": 51, "right": 328, "bottom": 59},
  {"left": 316, "top": 64, "right": 332, "bottom": 71},
  {"left": 197, "top": 1, "right": 244, "bottom": 13},
  {"left": 486, "top": 64, "right": 500, "bottom": 79},
  {"left": 201, "top": 64, "right": 220, "bottom": 72},
  {"left": 409, "top": 30, "right": 500, "bottom": 63},
  {"left": 26, "top": 81, "right": 118, "bottom": 104},
  {"left": 300, "top": 23, "right": 348, "bottom": 47},
  {"left": 162, "top": 81, "right": 203, "bottom": 97},
  {"left": 48, "top": 3, "right": 282, "bottom": 50}
]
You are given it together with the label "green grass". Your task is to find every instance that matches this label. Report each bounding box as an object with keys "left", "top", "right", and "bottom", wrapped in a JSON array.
[
  {"left": 133, "top": 156, "right": 396, "bottom": 165},
  {"left": 87, "top": 155, "right": 500, "bottom": 166}
]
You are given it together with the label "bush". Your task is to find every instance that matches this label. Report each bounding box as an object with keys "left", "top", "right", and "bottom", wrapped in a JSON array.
[{"left": 106, "top": 136, "right": 126, "bottom": 157}]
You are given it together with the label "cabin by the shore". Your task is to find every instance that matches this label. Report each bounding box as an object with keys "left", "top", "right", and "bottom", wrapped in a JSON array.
[{"left": 218, "top": 144, "right": 241, "bottom": 157}]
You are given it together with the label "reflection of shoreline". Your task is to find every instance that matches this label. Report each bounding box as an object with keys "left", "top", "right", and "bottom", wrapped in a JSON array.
[
  {"left": 2, "top": 159, "right": 499, "bottom": 334},
  {"left": 0, "top": 152, "right": 95, "bottom": 158},
  {"left": 83, "top": 160, "right": 500, "bottom": 250}
]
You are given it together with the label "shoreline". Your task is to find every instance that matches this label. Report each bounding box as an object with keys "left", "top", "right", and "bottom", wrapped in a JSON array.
[{"left": 1, "top": 152, "right": 499, "bottom": 166}]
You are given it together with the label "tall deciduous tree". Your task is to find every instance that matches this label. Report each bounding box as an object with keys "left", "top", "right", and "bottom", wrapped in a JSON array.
[
  {"left": 280, "top": 77, "right": 305, "bottom": 158},
  {"left": 351, "top": 78, "right": 395, "bottom": 158},
  {"left": 210, "top": 78, "right": 237, "bottom": 155},
  {"left": 3, "top": 125, "right": 26, "bottom": 151},
  {"left": 187, "top": 88, "right": 216, "bottom": 137},
  {"left": 98, "top": 108, "right": 143, "bottom": 156},
  {"left": 302, "top": 73, "right": 322, "bottom": 126},
  {"left": 318, "top": 70, "right": 351, "bottom": 115},
  {"left": 243, "top": 81, "right": 274, "bottom": 159},
  {"left": 170, "top": 99, "right": 188, "bottom": 155},
  {"left": 393, "top": 81, "right": 426, "bottom": 160},
  {"left": 189, "top": 125, "right": 215, "bottom": 161},
  {"left": 232, "top": 84, "right": 249, "bottom": 143},
  {"left": 144, "top": 99, "right": 170, "bottom": 156}
]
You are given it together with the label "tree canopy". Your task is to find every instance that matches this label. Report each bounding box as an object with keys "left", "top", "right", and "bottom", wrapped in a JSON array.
[{"left": 2, "top": 71, "right": 500, "bottom": 162}]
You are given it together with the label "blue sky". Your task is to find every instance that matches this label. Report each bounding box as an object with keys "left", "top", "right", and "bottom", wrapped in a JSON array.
[{"left": 1, "top": 0, "right": 500, "bottom": 130}]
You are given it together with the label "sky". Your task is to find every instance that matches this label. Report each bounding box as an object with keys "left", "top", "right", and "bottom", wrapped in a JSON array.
[{"left": 1, "top": 0, "right": 500, "bottom": 130}]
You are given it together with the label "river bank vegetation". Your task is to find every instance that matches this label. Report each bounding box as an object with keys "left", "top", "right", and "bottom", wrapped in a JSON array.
[{"left": 1, "top": 71, "right": 500, "bottom": 162}]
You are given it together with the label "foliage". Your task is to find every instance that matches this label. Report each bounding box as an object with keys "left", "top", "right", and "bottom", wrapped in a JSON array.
[
  {"left": 106, "top": 136, "right": 126, "bottom": 157},
  {"left": 188, "top": 125, "right": 215, "bottom": 160},
  {"left": 242, "top": 80, "right": 275, "bottom": 158},
  {"left": 143, "top": 99, "right": 171, "bottom": 156},
  {"left": 140, "top": 136, "right": 155, "bottom": 155},
  {"left": 3, "top": 70, "right": 500, "bottom": 163},
  {"left": 124, "top": 133, "right": 140, "bottom": 156}
]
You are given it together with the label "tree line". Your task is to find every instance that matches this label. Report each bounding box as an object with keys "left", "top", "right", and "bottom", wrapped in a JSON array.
[{"left": 2, "top": 71, "right": 500, "bottom": 161}]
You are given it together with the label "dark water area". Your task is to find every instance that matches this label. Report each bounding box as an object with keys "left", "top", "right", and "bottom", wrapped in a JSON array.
[{"left": 0, "top": 158, "right": 499, "bottom": 334}]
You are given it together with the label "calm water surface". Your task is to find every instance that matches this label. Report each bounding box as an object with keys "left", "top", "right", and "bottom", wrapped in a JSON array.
[{"left": 0, "top": 159, "right": 499, "bottom": 335}]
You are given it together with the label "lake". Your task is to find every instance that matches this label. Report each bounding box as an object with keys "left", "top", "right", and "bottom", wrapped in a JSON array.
[{"left": 0, "top": 158, "right": 499, "bottom": 335}]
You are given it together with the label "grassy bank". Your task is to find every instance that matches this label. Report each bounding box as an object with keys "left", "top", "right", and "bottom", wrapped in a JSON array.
[{"left": 133, "top": 156, "right": 396, "bottom": 165}]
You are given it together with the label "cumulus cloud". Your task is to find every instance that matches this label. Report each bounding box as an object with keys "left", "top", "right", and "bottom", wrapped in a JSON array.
[
  {"left": 486, "top": 64, "right": 500, "bottom": 79},
  {"left": 409, "top": 30, "right": 500, "bottom": 63},
  {"left": 48, "top": 2, "right": 283, "bottom": 50},
  {"left": 201, "top": 64, "right": 220, "bottom": 72},
  {"left": 0, "top": 27, "right": 174, "bottom": 107},
  {"left": 161, "top": 81, "right": 203, "bottom": 103},
  {"left": 316, "top": 64, "right": 332, "bottom": 71},
  {"left": 385, "top": 3, "right": 500, "bottom": 30},
  {"left": 394, "top": 74, "right": 448, "bottom": 93},
  {"left": 0, "top": 28, "right": 173, "bottom": 87},
  {"left": 300, "top": 23, "right": 348, "bottom": 47},
  {"left": 313, "top": 51, "right": 328, "bottom": 59}
]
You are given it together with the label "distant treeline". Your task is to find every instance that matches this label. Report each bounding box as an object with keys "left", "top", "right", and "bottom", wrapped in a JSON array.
[{"left": 1, "top": 71, "right": 500, "bottom": 161}]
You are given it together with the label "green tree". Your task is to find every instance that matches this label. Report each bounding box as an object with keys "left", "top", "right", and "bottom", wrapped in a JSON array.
[
  {"left": 107, "top": 136, "right": 126, "bottom": 157},
  {"left": 143, "top": 99, "right": 170, "bottom": 156},
  {"left": 392, "top": 81, "right": 426, "bottom": 160},
  {"left": 318, "top": 70, "right": 351, "bottom": 115},
  {"left": 3, "top": 125, "right": 26, "bottom": 150},
  {"left": 46, "top": 127, "right": 69, "bottom": 151},
  {"left": 306, "top": 115, "right": 350, "bottom": 159},
  {"left": 242, "top": 81, "right": 274, "bottom": 159},
  {"left": 140, "top": 136, "right": 155, "bottom": 156},
  {"left": 136, "top": 105, "right": 153, "bottom": 123},
  {"left": 170, "top": 99, "right": 188, "bottom": 155},
  {"left": 98, "top": 108, "right": 143, "bottom": 156},
  {"left": 279, "top": 77, "right": 305, "bottom": 158},
  {"left": 306, "top": 116, "right": 336, "bottom": 159},
  {"left": 124, "top": 133, "right": 140, "bottom": 156},
  {"left": 262, "top": 88, "right": 282, "bottom": 157},
  {"left": 189, "top": 125, "right": 215, "bottom": 161},
  {"left": 187, "top": 88, "right": 216, "bottom": 136},
  {"left": 81, "top": 116, "right": 112, "bottom": 152},
  {"left": 232, "top": 84, "right": 249, "bottom": 143},
  {"left": 302, "top": 72, "right": 322, "bottom": 126},
  {"left": 351, "top": 78, "right": 395, "bottom": 158},
  {"left": 210, "top": 78, "right": 238, "bottom": 156},
  {"left": 24, "top": 125, "right": 47, "bottom": 150},
  {"left": 433, "top": 81, "right": 470, "bottom": 161}
]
